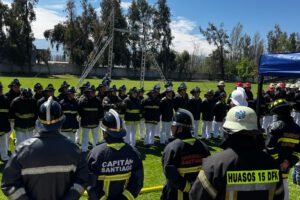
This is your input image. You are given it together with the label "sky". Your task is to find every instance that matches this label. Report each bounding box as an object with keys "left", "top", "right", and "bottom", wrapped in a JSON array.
[{"left": 2, "top": 0, "right": 300, "bottom": 56}]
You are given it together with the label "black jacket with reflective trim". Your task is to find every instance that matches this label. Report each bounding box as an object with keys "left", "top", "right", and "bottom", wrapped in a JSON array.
[
  {"left": 78, "top": 96, "right": 104, "bottom": 128},
  {"left": 189, "top": 137, "right": 284, "bottom": 200},
  {"left": 213, "top": 101, "right": 227, "bottom": 122},
  {"left": 161, "top": 135, "right": 210, "bottom": 200},
  {"left": 1, "top": 131, "right": 89, "bottom": 200},
  {"left": 102, "top": 95, "right": 123, "bottom": 113},
  {"left": 160, "top": 97, "right": 175, "bottom": 122},
  {"left": 266, "top": 116, "right": 300, "bottom": 172},
  {"left": 10, "top": 97, "right": 37, "bottom": 130},
  {"left": 5, "top": 89, "right": 20, "bottom": 104},
  {"left": 60, "top": 98, "right": 79, "bottom": 132},
  {"left": 87, "top": 138, "right": 144, "bottom": 200},
  {"left": 0, "top": 95, "right": 11, "bottom": 134},
  {"left": 141, "top": 96, "right": 161, "bottom": 123},
  {"left": 123, "top": 96, "right": 141, "bottom": 122}
]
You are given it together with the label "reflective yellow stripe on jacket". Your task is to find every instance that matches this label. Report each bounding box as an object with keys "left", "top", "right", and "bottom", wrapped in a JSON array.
[
  {"left": 277, "top": 137, "right": 300, "bottom": 144},
  {"left": 0, "top": 109, "right": 9, "bottom": 113},
  {"left": 126, "top": 109, "right": 140, "bottom": 114},
  {"left": 15, "top": 113, "right": 35, "bottom": 119},
  {"left": 63, "top": 110, "right": 78, "bottom": 114},
  {"left": 98, "top": 172, "right": 132, "bottom": 197}
]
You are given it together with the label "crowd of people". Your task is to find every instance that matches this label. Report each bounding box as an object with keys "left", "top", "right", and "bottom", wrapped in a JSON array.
[{"left": 0, "top": 77, "right": 299, "bottom": 200}]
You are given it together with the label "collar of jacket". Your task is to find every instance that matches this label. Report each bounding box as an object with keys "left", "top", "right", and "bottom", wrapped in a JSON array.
[
  {"left": 35, "top": 130, "right": 62, "bottom": 137},
  {"left": 105, "top": 137, "right": 125, "bottom": 144}
]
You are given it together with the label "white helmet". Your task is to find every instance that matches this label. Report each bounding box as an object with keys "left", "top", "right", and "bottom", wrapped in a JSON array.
[
  {"left": 223, "top": 106, "right": 258, "bottom": 133},
  {"left": 230, "top": 89, "right": 248, "bottom": 107}
]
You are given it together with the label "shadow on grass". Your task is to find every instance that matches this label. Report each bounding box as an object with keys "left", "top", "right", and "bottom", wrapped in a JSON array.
[{"left": 135, "top": 139, "right": 165, "bottom": 160}]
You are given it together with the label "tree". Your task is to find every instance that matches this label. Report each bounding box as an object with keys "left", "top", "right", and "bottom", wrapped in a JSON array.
[
  {"left": 4, "top": 0, "right": 38, "bottom": 67},
  {"left": 153, "top": 0, "right": 173, "bottom": 74},
  {"left": 176, "top": 50, "right": 190, "bottom": 79},
  {"left": 289, "top": 32, "right": 297, "bottom": 52},
  {"left": 267, "top": 24, "right": 289, "bottom": 53},
  {"left": 0, "top": 2, "right": 8, "bottom": 59},
  {"left": 200, "top": 23, "right": 229, "bottom": 80},
  {"left": 100, "top": 0, "right": 130, "bottom": 67},
  {"left": 229, "top": 22, "right": 243, "bottom": 60},
  {"left": 236, "top": 57, "right": 254, "bottom": 81}
]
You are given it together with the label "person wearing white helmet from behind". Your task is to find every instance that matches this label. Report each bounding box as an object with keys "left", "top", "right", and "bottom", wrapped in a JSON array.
[
  {"left": 229, "top": 88, "right": 248, "bottom": 107},
  {"left": 190, "top": 106, "right": 284, "bottom": 200}
]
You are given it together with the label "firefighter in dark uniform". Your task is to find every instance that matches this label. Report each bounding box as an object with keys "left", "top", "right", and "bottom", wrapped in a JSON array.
[
  {"left": 10, "top": 88, "right": 37, "bottom": 145},
  {"left": 0, "top": 82, "right": 11, "bottom": 161},
  {"left": 161, "top": 108, "right": 210, "bottom": 200},
  {"left": 60, "top": 87, "right": 79, "bottom": 143},
  {"left": 262, "top": 84, "right": 276, "bottom": 131},
  {"left": 103, "top": 85, "right": 123, "bottom": 114},
  {"left": 96, "top": 82, "right": 108, "bottom": 102},
  {"left": 266, "top": 99, "right": 300, "bottom": 200},
  {"left": 57, "top": 81, "right": 70, "bottom": 101},
  {"left": 5, "top": 78, "right": 21, "bottom": 104},
  {"left": 138, "top": 87, "right": 145, "bottom": 140},
  {"left": 187, "top": 87, "right": 202, "bottom": 139},
  {"left": 142, "top": 89, "right": 161, "bottom": 145},
  {"left": 87, "top": 109, "right": 144, "bottom": 200},
  {"left": 201, "top": 90, "right": 215, "bottom": 139},
  {"left": 214, "top": 81, "right": 226, "bottom": 102},
  {"left": 212, "top": 92, "right": 227, "bottom": 139},
  {"left": 1, "top": 97, "right": 88, "bottom": 200},
  {"left": 174, "top": 83, "right": 189, "bottom": 111},
  {"left": 123, "top": 87, "right": 141, "bottom": 147},
  {"left": 244, "top": 82, "right": 254, "bottom": 109},
  {"left": 159, "top": 87, "right": 175, "bottom": 144},
  {"left": 161, "top": 81, "right": 175, "bottom": 99},
  {"left": 118, "top": 85, "right": 128, "bottom": 101},
  {"left": 33, "top": 83, "right": 44, "bottom": 102},
  {"left": 76, "top": 82, "right": 90, "bottom": 101},
  {"left": 78, "top": 85, "right": 104, "bottom": 152},
  {"left": 190, "top": 106, "right": 284, "bottom": 200},
  {"left": 37, "top": 84, "right": 59, "bottom": 109}
]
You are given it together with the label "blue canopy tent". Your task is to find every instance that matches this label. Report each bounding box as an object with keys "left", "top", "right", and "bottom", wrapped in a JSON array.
[{"left": 257, "top": 53, "right": 300, "bottom": 125}]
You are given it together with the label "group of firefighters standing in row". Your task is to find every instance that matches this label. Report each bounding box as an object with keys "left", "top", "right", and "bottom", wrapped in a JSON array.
[{"left": 0, "top": 77, "right": 299, "bottom": 200}]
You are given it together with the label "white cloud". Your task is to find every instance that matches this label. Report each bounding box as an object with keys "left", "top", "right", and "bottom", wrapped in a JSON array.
[
  {"left": 121, "top": 1, "right": 132, "bottom": 11},
  {"left": 170, "top": 16, "right": 215, "bottom": 56},
  {"left": 42, "top": 4, "right": 65, "bottom": 11},
  {"left": 32, "top": 7, "right": 65, "bottom": 39}
]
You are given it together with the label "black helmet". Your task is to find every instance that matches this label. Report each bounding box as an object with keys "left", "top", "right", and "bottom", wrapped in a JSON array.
[
  {"left": 172, "top": 108, "right": 195, "bottom": 128},
  {"left": 165, "top": 81, "right": 173, "bottom": 88},
  {"left": 58, "top": 81, "right": 70, "bottom": 92},
  {"left": 108, "top": 85, "right": 118, "bottom": 92},
  {"left": 138, "top": 87, "right": 145, "bottom": 93},
  {"left": 44, "top": 84, "right": 55, "bottom": 92},
  {"left": 67, "top": 86, "right": 76, "bottom": 94},
  {"left": 8, "top": 78, "right": 21, "bottom": 87},
  {"left": 178, "top": 83, "right": 187, "bottom": 91},
  {"left": 21, "top": 88, "right": 33, "bottom": 98},
  {"left": 190, "top": 87, "right": 201, "bottom": 94},
  {"left": 269, "top": 99, "right": 291, "bottom": 115},
  {"left": 101, "top": 109, "right": 126, "bottom": 138},
  {"left": 119, "top": 85, "right": 126, "bottom": 91},
  {"left": 34, "top": 83, "right": 43, "bottom": 92},
  {"left": 128, "top": 87, "right": 138, "bottom": 94},
  {"left": 38, "top": 97, "right": 64, "bottom": 125}
]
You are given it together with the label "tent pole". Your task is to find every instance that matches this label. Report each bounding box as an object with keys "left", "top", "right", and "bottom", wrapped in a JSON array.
[{"left": 256, "top": 75, "right": 264, "bottom": 129}]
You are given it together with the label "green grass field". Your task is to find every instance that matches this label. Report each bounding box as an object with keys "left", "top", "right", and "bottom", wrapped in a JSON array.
[{"left": 0, "top": 76, "right": 299, "bottom": 200}]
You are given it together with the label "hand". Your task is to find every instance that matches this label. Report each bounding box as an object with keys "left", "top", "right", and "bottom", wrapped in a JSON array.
[{"left": 280, "top": 160, "right": 290, "bottom": 171}]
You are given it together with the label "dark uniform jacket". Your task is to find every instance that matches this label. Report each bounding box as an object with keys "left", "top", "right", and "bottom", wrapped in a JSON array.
[
  {"left": 174, "top": 93, "right": 189, "bottom": 111},
  {"left": 1, "top": 131, "right": 88, "bottom": 200},
  {"left": 5, "top": 90, "right": 20, "bottom": 104},
  {"left": 266, "top": 116, "right": 300, "bottom": 178},
  {"left": 213, "top": 101, "right": 227, "bottom": 122},
  {"left": 37, "top": 96, "right": 59, "bottom": 110},
  {"left": 102, "top": 95, "right": 123, "bottom": 113},
  {"left": 187, "top": 97, "right": 202, "bottom": 121},
  {"left": 58, "top": 93, "right": 67, "bottom": 102},
  {"left": 10, "top": 97, "right": 37, "bottom": 131},
  {"left": 245, "top": 90, "right": 254, "bottom": 109},
  {"left": 190, "top": 137, "right": 284, "bottom": 200},
  {"left": 87, "top": 138, "right": 144, "bottom": 200},
  {"left": 119, "top": 94, "right": 128, "bottom": 101},
  {"left": 294, "top": 91, "right": 300, "bottom": 112},
  {"left": 78, "top": 96, "right": 103, "bottom": 128},
  {"left": 33, "top": 93, "right": 44, "bottom": 103},
  {"left": 263, "top": 92, "right": 275, "bottom": 115},
  {"left": 286, "top": 91, "right": 295, "bottom": 106},
  {"left": 141, "top": 96, "right": 161, "bottom": 124},
  {"left": 202, "top": 98, "right": 215, "bottom": 121},
  {"left": 160, "top": 97, "right": 175, "bottom": 122},
  {"left": 123, "top": 96, "right": 141, "bottom": 123},
  {"left": 214, "top": 89, "right": 226, "bottom": 102},
  {"left": 60, "top": 98, "right": 79, "bottom": 133},
  {"left": 0, "top": 95, "right": 11, "bottom": 135},
  {"left": 161, "top": 135, "right": 210, "bottom": 200}
]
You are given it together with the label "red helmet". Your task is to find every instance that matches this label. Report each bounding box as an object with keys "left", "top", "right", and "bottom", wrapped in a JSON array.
[
  {"left": 235, "top": 82, "right": 243, "bottom": 87},
  {"left": 244, "top": 82, "right": 251, "bottom": 88}
]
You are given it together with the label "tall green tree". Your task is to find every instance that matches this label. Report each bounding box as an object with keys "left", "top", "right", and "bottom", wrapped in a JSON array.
[
  {"left": 100, "top": 0, "right": 130, "bottom": 67},
  {"left": 5, "top": 0, "right": 37, "bottom": 66},
  {"left": 200, "top": 23, "right": 229, "bottom": 80},
  {"left": 152, "top": 0, "right": 173, "bottom": 74},
  {"left": 0, "top": 2, "right": 8, "bottom": 59},
  {"left": 267, "top": 24, "right": 289, "bottom": 53}
]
